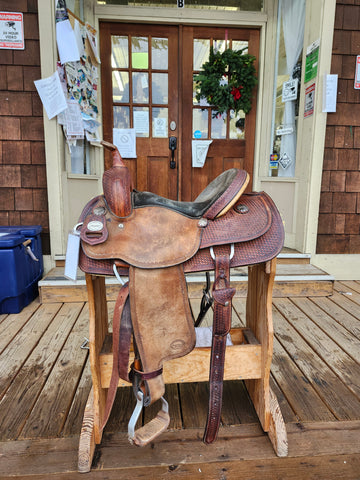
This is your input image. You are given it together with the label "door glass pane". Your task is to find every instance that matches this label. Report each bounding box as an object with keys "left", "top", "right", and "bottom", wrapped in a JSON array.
[
  {"left": 193, "top": 39, "right": 210, "bottom": 70},
  {"left": 152, "top": 107, "right": 168, "bottom": 138},
  {"left": 152, "top": 73, "right": 168, "bottom": 104},
  {"left": 132, "top": 72, "right": 149, "bottom": 103},
  {"left": 132, "top": 36, "right": 149, "bottom": 69},
  {"left": 193, "top": 74, "right": 209, "bottom": 106},
  {"left": 213, "top": 39, "right": 226, "bottom": 54},
  {"left": 134, "top": 107, "right": 149, "bottom": 137},
  {"left": 152, "top": 37, "right": 168, "bottom": 69},
  {"left": 230, "top": 110, "right": 245, "bottom": 139},
  {"left": 111, "top": 36, "right": 129, "bottom": 68},
  {"left": 193, "top": 109, "right": 208, "bottom": 138},
  {"left": 112, "top": 71, "right": 129, "bottom": 103},
  {"left": 211, "top": 113, "right": 226, "bottom": 139},
  {"left": 232, "top": 40, "right": 248, "bottom": 53},
  {"left": 114, "top": 106, "right": 130, "bottom": 129}
]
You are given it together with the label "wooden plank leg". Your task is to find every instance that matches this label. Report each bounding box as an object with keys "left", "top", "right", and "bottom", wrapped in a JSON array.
[
  {"left": 87, "top": 274, "right": 109, "bottom": 444},
  {"left": 245, "top": 260, "right": 288, "bottom": 456},
  {"left": 245, "top": 261, "right": 274, "bottom": 431},
  {"left": 268, "top": 386, "right": 288, "bottom": 457},
  {"left": 78, "top": 274, "right": 110, "bottom": 472},
  {"left": 78, "top": 387, "right": 96, "bottom": 473}
]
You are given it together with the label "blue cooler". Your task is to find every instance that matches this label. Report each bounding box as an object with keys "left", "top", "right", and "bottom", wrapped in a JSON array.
[{"left": 0, "top": 226, "right": 43, "bottom": 313}]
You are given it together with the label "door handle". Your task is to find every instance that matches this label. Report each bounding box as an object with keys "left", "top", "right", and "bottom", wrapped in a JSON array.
[{"left": 169, "top": 136, "right": 177, "bottom": 169}]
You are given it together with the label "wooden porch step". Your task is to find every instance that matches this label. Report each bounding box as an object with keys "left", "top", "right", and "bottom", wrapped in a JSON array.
[{"left": 39, "top": 257, "right": 334, "bottom": 303}]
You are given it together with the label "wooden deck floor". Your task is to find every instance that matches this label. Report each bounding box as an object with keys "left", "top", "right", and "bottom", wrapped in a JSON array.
[{"left": 0, "top": 281, "right": 360, "bottom": 478}]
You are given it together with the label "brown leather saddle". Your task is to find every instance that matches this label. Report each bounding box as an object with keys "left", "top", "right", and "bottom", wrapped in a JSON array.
[{"left": 78, "top": 141, "right": 284, "bottom": 447}]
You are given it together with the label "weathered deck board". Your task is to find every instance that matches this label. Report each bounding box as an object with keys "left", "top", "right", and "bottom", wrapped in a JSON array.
[
  {"left": 62, "top": 356, "right": 91, "bottom": 437},
  {"left": 274, "top": 298, "right": 360, "bottom": 400},
  {"left": 0, "top": 303, "right": 62, "bottom": 399},
  {"left": 20, "top": 304, "right": 89, "bottom": 439},
  {"left": 0, "top": 302, "right": 83, "bottom": 441},
  {"left": 292, "top": 296, "right": 360, "bottom": 363},
  {"left": 272, "top": 300, "right": 360, "bottom": 420},
  {"left": 0, "top": 300, "right": 41, "bottom": 354},
  {"left": 0, "top": 281, "right": 360, "bottom": 478},
  {"left": 311, "top": 295, "right": 360, "bottom": 340},
  {"left": 1, "top": 422, "right": 359, "bottom": 478}
]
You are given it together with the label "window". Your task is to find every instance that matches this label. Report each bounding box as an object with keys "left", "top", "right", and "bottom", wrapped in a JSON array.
[
  {"left": 270, "top": 0, "right": 305, "bottom": 177},
  {"left": 192, "top": 38, "right": 248, "bottom": 140}
]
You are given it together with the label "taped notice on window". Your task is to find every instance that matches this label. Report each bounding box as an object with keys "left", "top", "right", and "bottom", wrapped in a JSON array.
[
  {"left": 192, "top": 140, "right": 212, "bottom": 167},
  {"left": 354, "top": 56, "right": 360, "bottom": 89}
]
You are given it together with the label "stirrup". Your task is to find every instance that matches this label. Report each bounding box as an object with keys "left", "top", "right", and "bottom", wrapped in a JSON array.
[{"left": 128, "top": 391, "right": 170, "bottom": 447}]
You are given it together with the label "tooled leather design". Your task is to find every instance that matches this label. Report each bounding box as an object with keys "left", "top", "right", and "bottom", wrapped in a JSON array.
[
  {"left": 78, "top": 191, "right": 284, "bottom": 275},
  {"left": 203, "top": 252, "right": 235, "bottom": 444},
  {"left": 200, "top": 193, "right": 272, "bottom": 248},
  {"left": 203, "top": 336, "right": 227, "bottom": 444},
  {"left": 185, "top": 192, "right": 284, "bottom": 272},
  {"left": 103, "top": 164, "right": 133, "bottom": 218}
]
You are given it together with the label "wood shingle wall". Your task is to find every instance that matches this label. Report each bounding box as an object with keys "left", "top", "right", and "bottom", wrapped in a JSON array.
[
  {"left": 0, "top": 0, "right": 49, "bottom": 254},
  {"left": 317, "top": 0, "right": 360, "bottom": 254}
]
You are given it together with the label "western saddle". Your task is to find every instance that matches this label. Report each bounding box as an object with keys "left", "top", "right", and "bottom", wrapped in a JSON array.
[{"left": 76, "top": 141, "right": 287, "bottom": 471}]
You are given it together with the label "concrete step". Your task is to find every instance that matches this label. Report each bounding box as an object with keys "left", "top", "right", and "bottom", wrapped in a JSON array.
[{"left": 39, "top": 258, "right": 334, "bottom": 303}]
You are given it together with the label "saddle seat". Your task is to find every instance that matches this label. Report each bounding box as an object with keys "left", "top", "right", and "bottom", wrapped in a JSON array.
[{"left": 133, "top": 167, "right": 249, "bottom": 220}]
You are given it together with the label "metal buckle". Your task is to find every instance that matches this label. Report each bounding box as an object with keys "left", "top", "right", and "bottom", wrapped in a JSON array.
[{"left": 210, "top": 243, "right": 234, "bottom": 261}]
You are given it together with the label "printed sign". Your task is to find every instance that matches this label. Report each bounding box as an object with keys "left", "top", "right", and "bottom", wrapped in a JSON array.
[
  {"left": 276, "top": 125, "right": 294, "bottom": 136},
  {"left": 279, "top": 153, "right": 292, "bottom": 170},
  {"left": 0, "top": 12, "right": 24, "bottom": 50},
  {"left": 304, "top": 83, "right": 315, "bottom": 118},
  {"left": 282, "top": 79, "right": 298, "bottom": 102},
  {"left": 305, "top": 39, "right": 320, "bottom": 83},
  {"left": 323, "top": 74, "right": 338, "bottom": 112},
  {"left": 354, "top": 56, "right": 360, "bottom": 89},
  {"left": 269, "top": 154, "right": 279, "bottom": 169}
]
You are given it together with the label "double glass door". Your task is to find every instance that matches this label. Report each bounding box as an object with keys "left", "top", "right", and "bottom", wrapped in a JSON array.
[{"left": 100, "top": 23, "right": 259, "bottom": 200}]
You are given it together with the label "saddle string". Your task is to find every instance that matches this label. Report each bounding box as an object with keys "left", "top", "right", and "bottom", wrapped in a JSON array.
[{"left": 194, "top": 271, "right": 214, "bottom": 328}]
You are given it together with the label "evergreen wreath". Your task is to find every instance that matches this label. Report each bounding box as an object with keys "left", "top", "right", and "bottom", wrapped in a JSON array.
[{"left": 194, "top": 47, "right": 257, "bottom": 118}]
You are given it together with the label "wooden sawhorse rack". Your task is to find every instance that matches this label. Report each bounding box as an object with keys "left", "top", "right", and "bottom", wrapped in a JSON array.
[{"left": 78, "top": 258, "right": 288, "bottom": 473}]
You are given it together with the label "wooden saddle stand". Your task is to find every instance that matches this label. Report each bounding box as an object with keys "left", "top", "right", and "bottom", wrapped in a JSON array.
[{"left": 76, "top": 141, "right": 288, "bottom": 473}]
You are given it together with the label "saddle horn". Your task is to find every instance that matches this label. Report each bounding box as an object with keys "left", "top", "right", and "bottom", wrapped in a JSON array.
[{"left": 101, "top": 140, "right": 133, "bottom": 218}]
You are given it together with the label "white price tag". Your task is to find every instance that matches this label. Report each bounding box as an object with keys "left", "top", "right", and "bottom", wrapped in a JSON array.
[{"left": 64, "top": 228, "right": 81, "bottom": 281}]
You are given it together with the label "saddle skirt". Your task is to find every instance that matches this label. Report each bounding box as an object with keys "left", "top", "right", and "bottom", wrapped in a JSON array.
[{"left": 77, "top": 142, "right": 284, "bottom": 447}]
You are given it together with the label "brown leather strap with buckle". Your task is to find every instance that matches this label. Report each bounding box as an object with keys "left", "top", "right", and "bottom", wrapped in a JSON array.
[
  {"left": 101, "top": 283, "right": 130, "bottom": 430},
  {"left": 203, "top": 247, "right": 235, "bottom": 444}
]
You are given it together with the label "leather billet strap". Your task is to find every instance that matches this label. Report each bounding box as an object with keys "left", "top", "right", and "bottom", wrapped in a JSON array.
[
  {"left": 203, "top": 247, "right": 236, "bottom": 444},
  {"left": 101, "top": 283, "right": 130, "bottom": 431}
]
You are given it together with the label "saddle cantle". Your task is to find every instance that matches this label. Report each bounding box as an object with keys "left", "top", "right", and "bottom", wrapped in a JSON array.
[{"left": 78, "top": 141, "right": 284, "bottom": 447}]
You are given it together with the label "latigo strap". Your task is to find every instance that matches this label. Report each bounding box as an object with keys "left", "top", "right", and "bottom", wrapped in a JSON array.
[
  {"left": 101, "top": 283, "right": 130, "bottom": 431},
  {"left": 203, "top": 246, "right": 236, "bottom": 444}
]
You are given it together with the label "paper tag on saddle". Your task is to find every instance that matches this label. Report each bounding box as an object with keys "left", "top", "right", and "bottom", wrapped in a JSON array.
[{"left": 64, "top": 229, "right": 81, "bottom": 281}]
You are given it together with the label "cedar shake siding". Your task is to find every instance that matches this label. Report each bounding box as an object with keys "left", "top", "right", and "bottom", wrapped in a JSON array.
[
  {"left": 0, "top": 0, "right": 49, "bottom": 254},
  {"left": 317, "top": 0, "right": 360, "bottom": 254}
]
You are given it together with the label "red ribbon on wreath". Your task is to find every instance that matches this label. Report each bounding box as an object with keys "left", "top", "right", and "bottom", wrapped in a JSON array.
[{"left": 231, "top": 86, "right": 243, "bottom": 101}]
